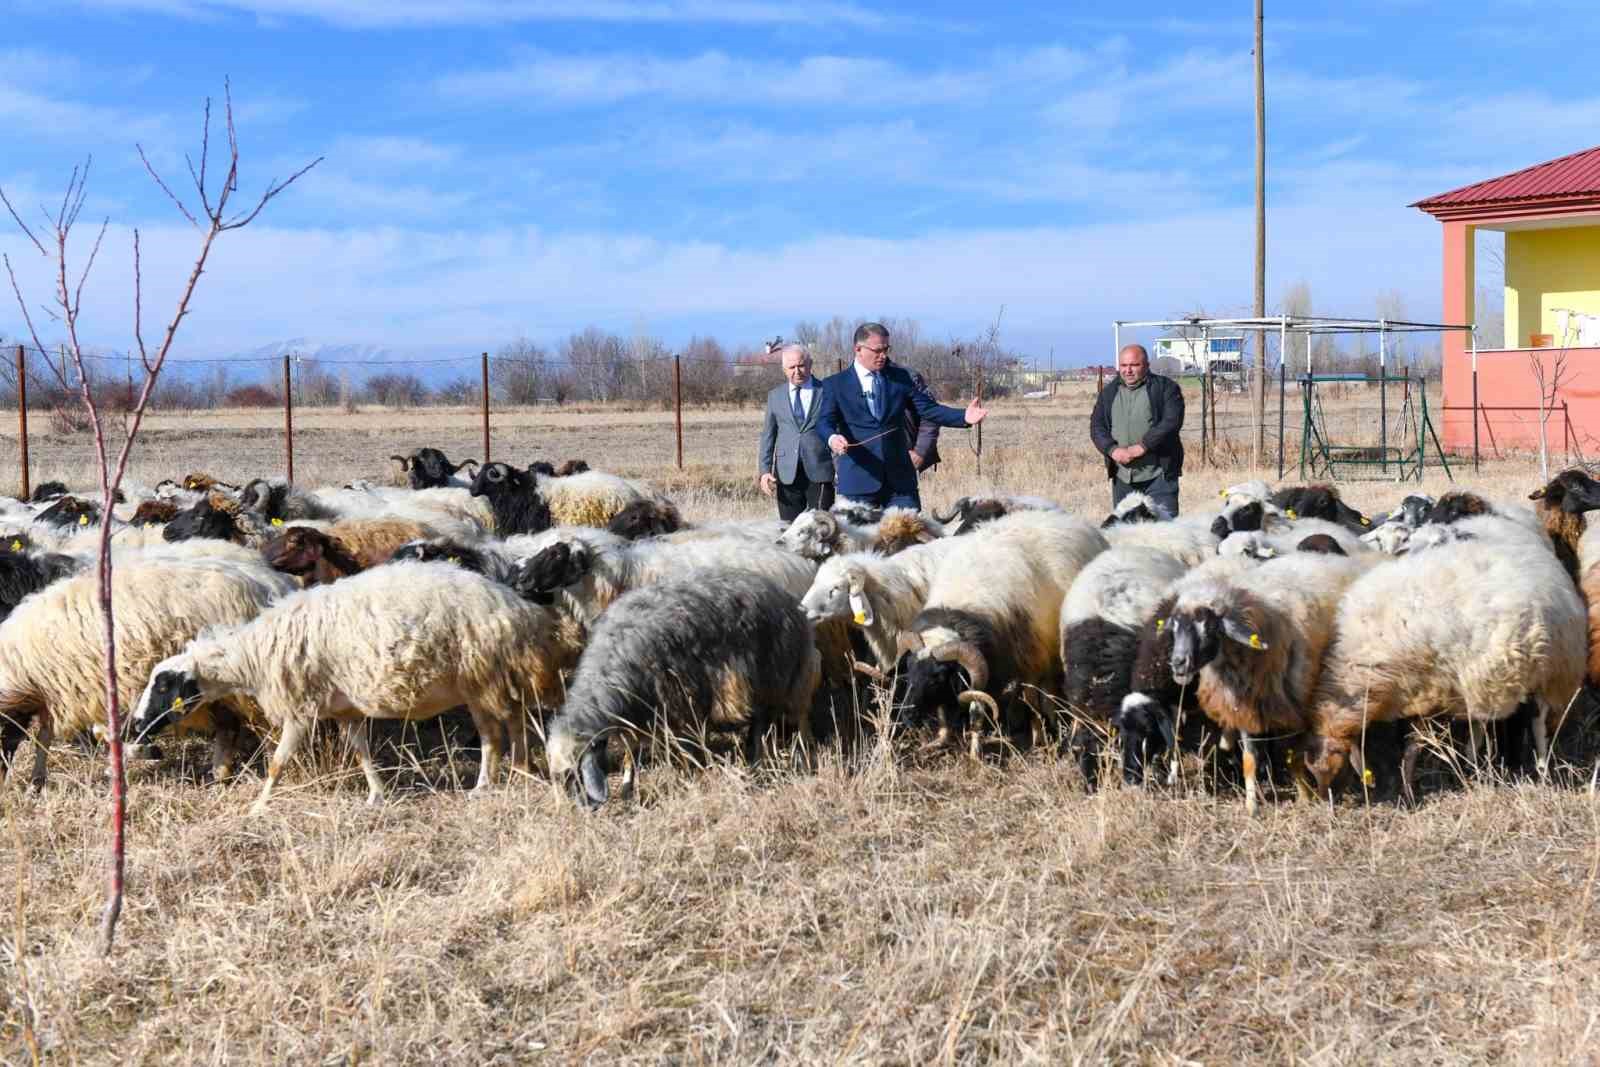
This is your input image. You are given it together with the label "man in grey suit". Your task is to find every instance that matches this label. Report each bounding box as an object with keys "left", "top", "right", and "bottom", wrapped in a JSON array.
[{"left": 758, "top": 344, "right": 835, "bottom": 521}]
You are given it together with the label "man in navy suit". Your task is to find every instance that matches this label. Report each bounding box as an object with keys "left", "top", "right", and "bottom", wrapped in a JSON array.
[{"left": 815, "top": 323, "right": 987, "bottom": 511}]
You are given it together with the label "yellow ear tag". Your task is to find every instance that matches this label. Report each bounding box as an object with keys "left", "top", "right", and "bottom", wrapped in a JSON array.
[
  {"left": 1248, "top": 633, "right": 1263, "bottom": 649},
  {"left": 1361, "top": 516, "right": 1371, "bottom": 526},
  {"left": 1362, "top": 768, "right": 1375, "bottom": 786},
  {"left": 145, "top": 523, "right": 154, "bottom": 530},
  {"left": 448, "top": 556, "right": 459, "bottom": 564},
  {"left": 78, "top": 514, "right": 89, "bottom": 526},
  {"left": 848, "top": 590, "right": 871, "bottom": 626},
  {"left": 8, "top": 540, "right": 19, "bottom": 551},
  {"left": 1155, "top": 618, "right": 1165, "bottom": 631},
  {"left": 270, "top": 518, "right": 284, "bottom": 527},
  {"left": 1218, "top": 490, "right": 1226, "bottom": 498},
  {"left": 1285, "top": 508, "right": 1297, "bottom": 520},
  {"left": 172, "top": 696, "right": 185, "bottom": 710}
]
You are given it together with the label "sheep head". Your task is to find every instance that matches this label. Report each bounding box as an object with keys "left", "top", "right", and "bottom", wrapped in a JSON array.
[
  {"left": 262, "top": 527, "right": 362, "bottom": 582},
  {"left": 131, "top": 652, "right": 208, "bottom": 745},
  {"left": 1298, "top": 732, "right": 1352, "bottom": 795},
  {"left": 1530, "top": 469, "right": 1600, "bottom": 515},
  {"left": 393, "top": 447, "right": 475, "bottom": 490},
  {"left": 1109, "top": 692, "right": 1177, "bottom": 785},
  {"left": 1427, "top": 491, "right": 1492, "bottom": 525},
  {"left": 163, "top": 498, "right": 240, "bottom": 543},
  {"left": 389, "top": 538, "right": 489, "bottom": 576},
  {"left": 778, "top": 509, "right": 839, "bottom": 561},
  {"left": 1166, "top": 602, "right": 1269, "bottom": 686},
  {"left": 1103, "top": 492, "right": 1169, "bottom": 528},
  {"left": 800, "top": 560, "right": 862, "bottom": 623},
  {"left": 555, "top": 459, "right": 590, "bottom": 477},
  {"left": 510, "top": 541, "right": 592, "bottom": 604},
  {"left": 898, "top": 630, "right": 991, "bottom": 731}
]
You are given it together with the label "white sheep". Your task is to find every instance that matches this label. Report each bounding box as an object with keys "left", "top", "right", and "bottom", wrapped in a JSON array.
[
  {"left": 131, "top": 561, "right": 583, "bottom": 813},
  {"left": 799, "top": 537, "right": 966, "bottom": 673},
  {"left": 0, "top": 555, "right": 298, "bottom": 787},
  {"left": 1303, "top": 522, "right": 1585, "bottom": 799},
  {"left": 777, "top": 507, "right": 945, "bottom": 561}
]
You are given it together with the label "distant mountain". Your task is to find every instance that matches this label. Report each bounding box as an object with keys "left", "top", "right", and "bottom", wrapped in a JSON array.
[{"left": 223, "top": 338, "right": 489, "bottom": 366}]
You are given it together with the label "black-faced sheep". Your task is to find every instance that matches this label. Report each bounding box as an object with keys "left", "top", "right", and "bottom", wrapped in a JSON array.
[
  {"left": 35, "top": 495, "right": 100, "bottom": 531},
  {"left": 29, "top": 481, "right": 69, "bottom": 503},
  {"left": 934, "top": 495, "right": 1062, "bottom": 536},
  {"left": 0, "top": 551, "right": 81, "bottom": 623},
  {"left": 605, "top": 498, "right": 684, "bottom": 540},
  {"left": 546, "top": 571, "right": 819, "bottom": 810},
  {"left": 1302, "top": 521, "right": 1585, "bottom": 800},
  {"left": 390, "top": 447, "right": 477, "bottom": 490},
  {"left": 1269, "top": 483, "right": 1371, "bottom": 532},
  {"left": 1161, "top": 551, "right": 1375, "bottom": 813},
  {"left": 467, "top": 462, "right": 556, "bottom": 536},
  {"left": 388, "top": 538, "right": 511, "bottom": 583},
  {"left": 131, "top": 562, "right": 583, "bottom": 813},
  {"left": 896, "top": 511, "right": 1107, "bottom": 756},
  {"left": 1058, "top": 545, "right": 1188, "bottom": 785}
]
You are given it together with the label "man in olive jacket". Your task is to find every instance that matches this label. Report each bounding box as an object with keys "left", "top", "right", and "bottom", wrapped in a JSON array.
[{"left": 1088, "top": 343, "right": 1184, "bottom": 516}]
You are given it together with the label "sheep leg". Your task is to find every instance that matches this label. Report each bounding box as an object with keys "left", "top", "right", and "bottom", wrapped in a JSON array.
[
  {"left": 1532, "top": 703, "right": 1552, "bottom": 780},
  {"left": 251, "top": 718, "right": 309, "bottom": 815},
  {"left": 210, "top": 710, "right": 244, "bottom": 781},
  {"left": 0, "top": 715, "right": 23, "bottom": 786},
  {"left": 29, "top": 715, "right": 52, "bottom": 791},
  {"left": 1401, "top": 734, "right": 1423, "bottom": 807},
  {"left": 342, "top": 721, "right": 386, "bottom": 806},
  {"left": 1239, "top": 732, "right": 1258, "bottom": 816},
  {"left": 468, "top": 707, "right": 504, "bottom": 794}
]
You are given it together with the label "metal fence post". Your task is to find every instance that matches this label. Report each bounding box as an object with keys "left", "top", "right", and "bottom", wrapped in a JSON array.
[
  {"left": 1471, "top": 364, "right": 1480, "bottom": 474},
  {"left": 480, "top": 352, "right": 491, "bottom": 463},
  {"left": 1277, "top": 361, "right": 1286, "bottom": 480},
  {"left": 15, "top": 345, "right": 29, "bottom": 501},
  {"left": 673, "top": 354, "right": 684, "bottom": 470},
  {"left": 282, "top": 354, "right": 294, "bottom": 485},
  {"left": 1200, "top": 365, "right": 1209, "bottom": 467}
]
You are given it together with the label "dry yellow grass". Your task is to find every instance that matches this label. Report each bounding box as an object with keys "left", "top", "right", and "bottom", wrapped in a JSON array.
[{"left": 4, "top": 390, "right": 1600, "bottom": 1064}]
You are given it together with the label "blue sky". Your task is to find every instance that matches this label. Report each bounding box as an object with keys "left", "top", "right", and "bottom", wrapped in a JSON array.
[{"left": 4, "top": 0, "right": 1600, "bottom": 363}]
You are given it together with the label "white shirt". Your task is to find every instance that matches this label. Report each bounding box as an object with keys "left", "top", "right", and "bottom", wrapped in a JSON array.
[
  {"left": 853, "top": 362, "right": 880, "bottom": 406},
  {"left": 789, "top": 381, "right": 814, "bottom": 417}
]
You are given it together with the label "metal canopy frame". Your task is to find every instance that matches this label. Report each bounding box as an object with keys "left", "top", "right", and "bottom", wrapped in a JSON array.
[{"left": 1111, "top": 315, "right": 1475, "bottom": 484}]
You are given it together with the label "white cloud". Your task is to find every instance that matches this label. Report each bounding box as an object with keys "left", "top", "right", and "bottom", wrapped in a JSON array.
[{"left": 333, "top": 135, "right": 462, "bottom": 167}]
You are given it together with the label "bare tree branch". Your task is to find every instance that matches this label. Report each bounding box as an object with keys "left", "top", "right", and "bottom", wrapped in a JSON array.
[
  {"left": 0, "top": 187, "right": 46, "bottom": 256},
  {"left": 137, "top": 145, "right": 199, "bottom": 228}
]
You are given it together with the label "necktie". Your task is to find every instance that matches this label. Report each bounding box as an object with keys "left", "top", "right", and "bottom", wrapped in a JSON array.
[
  {"left": 792, "top": 386, "right": 806, "bottom": 424},
  {"left": 867, "top": 372, "right": 881, "bottom": 419}
]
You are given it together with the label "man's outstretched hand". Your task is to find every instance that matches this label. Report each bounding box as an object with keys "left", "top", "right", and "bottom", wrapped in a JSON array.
[{"left": 965, "top": 399, "right": 988, "bottom": 426}]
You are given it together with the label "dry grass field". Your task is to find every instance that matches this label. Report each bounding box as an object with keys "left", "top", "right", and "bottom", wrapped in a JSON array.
[{"left": 5, "top": 383, "right": 1600, "bottom": 1064}]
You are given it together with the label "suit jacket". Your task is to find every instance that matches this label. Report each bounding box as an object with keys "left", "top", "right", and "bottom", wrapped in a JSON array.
[
  {"left": 759, "top": 380, "right": 834, "bottom": 484},
  {"left": 1088, "top": 373, "right": 1186, "bottom": 480},
  {"left": 898, "top": 366, "right": 942, "bottom": 471},
  {"left": 815, "top": 364, "right": 969, "bottom": 499}
]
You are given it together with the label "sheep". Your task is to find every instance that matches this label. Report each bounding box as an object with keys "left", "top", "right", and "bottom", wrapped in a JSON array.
[
  {"left": 1269, "top": 483, "right": 1372, "bottom": 532},
  {"left": 319, "top": 516, "right": 440, "bottom": 567},
  {"left": 35, "top": 495, "right": 100, "bottom": 530},
  {"left": 1301, "top": 524, "right": 1585, "bottom": 802},
  {"left": 605, "top": 498, "right": 684, "bottom": 540},
  {"left": 1528, "top": 469, "right": 1600, "bottom": 586},
  {"left": 0, "top": 555, "right": 298, "bottom": 787},
  {"left": 467, "top": 462, "right": 555, "bottom": 536},
  {"left": 163, "top": 492, "right": 247, "bottom": 544},
  {"left": 554, "top": 459, "right": 590, "bottom": 477},
  {"left": 129, "top": 499, "right": 180, "bottom": 527},
  {"left": 1103, "top": 516, "right": 1219, "bottom": 568},
  {"left": 131, "top": 562, "right": 582, "bottom": 813},
  {"left": 0, "top": 551, "right": 81, "bottom": 623},
  {"left": 1058, "top": 545, "right": 1188, "bottom": 784},
  {"left": 777, "top": 507, "right": 944, "bottom": 562},
  {"left": 547, "top": 571, "right": 819, "bottom": 810},
  {"left": 388, "top": 538, "right": 512, "bottom": 584},
  {"left": 531, "top": 468, "right": 655, "bottom": 529},
  {"left": 1161, "top": 551, "right": 1376, "bottom": 813},
  {"left": 1217, "top": 517, "right": 1369, "bottom": 560},
  {"left": 390, "top": 447, "right": 477, "bottom": 490},
  {"left": 238, "top": 478, "right": 341, "bottom": 525},
  {"left": 800, "top": 538, "right": 966, "bottom": 671},
  {"left": 1099, "top": 491, "right": 1172, "bottom": 527},
  {"left": 29, "top": 481, "right": 69, "bottom": 503},
  {"left": 660, "top": 517, "right": 788, "bottom": 546},
  {"left": 511, "top": 533, "right": 816, "bottom": 626},
  {"left": 896, "top": 511, "right": 1108, "bottom": 756},
  {"left": 260, "top": 527, "right": 364, "bottom": 586},
  {"left": 933, "top": 494, "right": 1062, "bottom": 536}
]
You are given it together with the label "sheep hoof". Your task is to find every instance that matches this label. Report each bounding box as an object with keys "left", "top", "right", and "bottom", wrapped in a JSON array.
[{"left": 365, "top": 792, "right": 386, "bottom": 808}]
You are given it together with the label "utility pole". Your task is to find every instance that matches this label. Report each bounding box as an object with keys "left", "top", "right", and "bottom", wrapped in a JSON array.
[{"left": 1252, "top": 0, "right": 1268, "bottom": 468}]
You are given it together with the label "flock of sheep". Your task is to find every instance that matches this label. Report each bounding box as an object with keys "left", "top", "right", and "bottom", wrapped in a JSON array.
[{"left": 2, "top": 442, "right": 1598, "bottom": 816}]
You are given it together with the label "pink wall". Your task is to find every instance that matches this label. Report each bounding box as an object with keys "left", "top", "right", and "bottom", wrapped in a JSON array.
[{"left": 1441, "top": 346, "right": 1600, "bottom": 453}]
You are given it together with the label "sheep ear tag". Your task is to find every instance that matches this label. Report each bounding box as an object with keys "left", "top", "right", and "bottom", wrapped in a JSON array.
[
  {"left": 8, "top": 540, "right": 19, "bottom": 551},
  {"left": 271, "top": 518, "right": 284, "bottom": 527},
  {"left": 849, "top": 591, "right": 874, "bottom": 626},
  {"left": 1222, "top": 616, "right": 1269, "bottom": 651},
  {"left": 78, "top": 514, "right": 89, "bottom": 526}
]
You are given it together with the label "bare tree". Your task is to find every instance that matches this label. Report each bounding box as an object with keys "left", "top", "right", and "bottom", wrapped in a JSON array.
[
  {"left": 0, "top": 82, "right": 318, "bottom": 955},
  {"left": 1529, "top": 346, "right": 1571, "bottom": 481},
  {"left": 492, "top": 337, "right": 549, "bottom": 405}
]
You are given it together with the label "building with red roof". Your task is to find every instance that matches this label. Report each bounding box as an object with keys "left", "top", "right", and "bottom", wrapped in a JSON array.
[{"left": 1415, "top": 146, "right": 1600, "bottom": 451}]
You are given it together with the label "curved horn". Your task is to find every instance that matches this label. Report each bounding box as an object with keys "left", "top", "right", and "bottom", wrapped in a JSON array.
[
  {"left": 932, "top": 497, "right": 968, "bottom": 525},
  {"left": 852, "top": 660, "right": 890, "bottom": 683},
  {"left": 816, "top": 509, "right": 840, "bottom": 539},
  {"left": 896, "top": 630, "right": 925, "bottom": 659},
  {"left": 389, "top": 454, "right": 411, "bottom": 471},
  {"left": 931, "top": 640, "right": 988, "bottom": 692},
  {"left": 453, "top": 458, "right": 480, "bottom": 474},
  {"left": 957, "top": 688, "right": 1001, "bottom": 721}
]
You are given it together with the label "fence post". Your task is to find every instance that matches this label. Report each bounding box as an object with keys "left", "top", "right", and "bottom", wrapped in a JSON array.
[
  {"left": 974, "top": 362, "right": 984, "bottom": 477},
  {"left": 1277, "top": 360, "right": 1286, "bottom": 480},
  {"left": 1096, "top": 364, "right": 1104, "bottom": 392},
  {"left": 1200, "top": 365, "right": 1209, "bottom": 467},
  {"left": 1471, "top": 364, "right": 1480, "bottom": 474},
  {"left": 480, "top": 352, "right": 491, "bottom": 464},
  {"left": 15, "top": 345, "right": 29, "bottom": 501},
  {"left": 282, "top": 354, "right": 294, "bottom": 486},
  {"left": 673, "top": 354, "right": 684, "bottom": 470}
]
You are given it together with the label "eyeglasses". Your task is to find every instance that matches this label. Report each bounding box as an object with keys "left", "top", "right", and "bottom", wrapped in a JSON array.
[{"left": 858, "top": 344, "right": 891, "bottom": 356}]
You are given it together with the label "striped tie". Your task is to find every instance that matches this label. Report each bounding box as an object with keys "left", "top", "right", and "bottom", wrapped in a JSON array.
[
  {"left": 792, "top": 387, "right": 806, "bottom": 425},
  {"left": 867, "top": 372, "right": 881, "bottom": 419}
]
